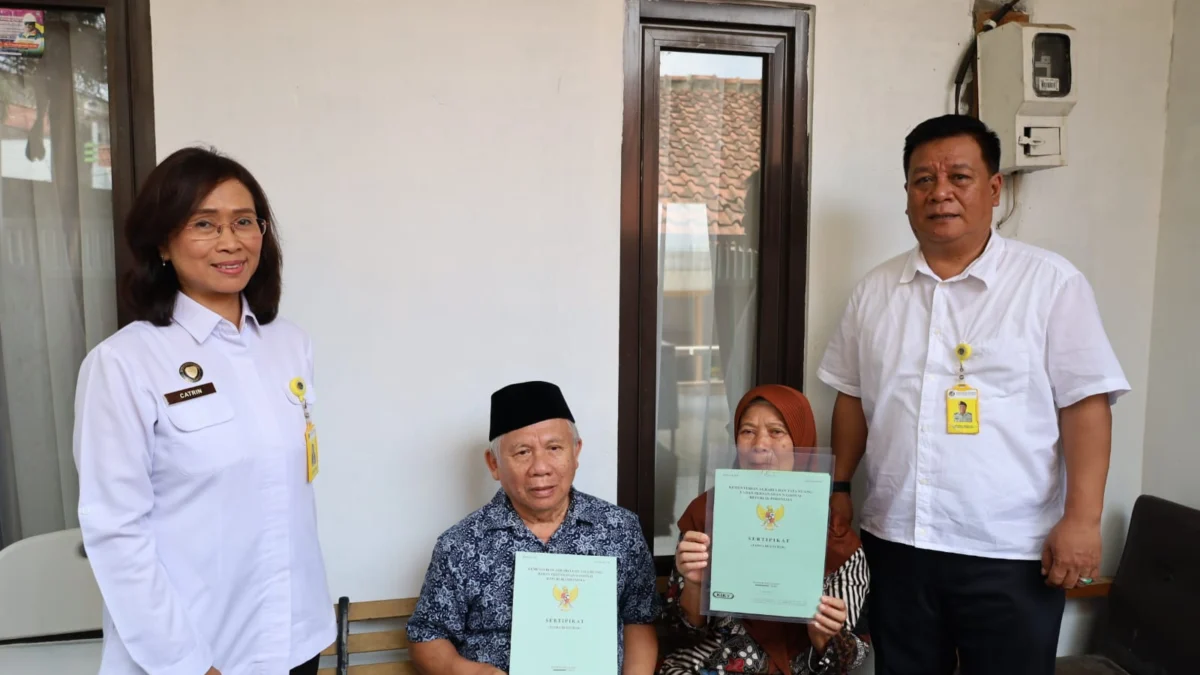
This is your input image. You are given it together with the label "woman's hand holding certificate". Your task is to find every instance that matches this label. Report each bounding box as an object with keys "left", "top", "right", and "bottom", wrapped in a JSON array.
[
  {"left": 674, "top": 529, "right": 847, "bottom": 640},
  {"left": 675, "top": 531, "right": 710, "bottom": 583},
  {"left": 674, "top": 531, "right": 711, "bottom": 627},
  {"left": 806, "top": 596, "right": 848, "bottom": 651}
]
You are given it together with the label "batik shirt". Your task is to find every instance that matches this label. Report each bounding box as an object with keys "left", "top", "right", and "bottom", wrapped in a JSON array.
[{"left": 407, "top": 488, "right": 660, "bottom": 672}]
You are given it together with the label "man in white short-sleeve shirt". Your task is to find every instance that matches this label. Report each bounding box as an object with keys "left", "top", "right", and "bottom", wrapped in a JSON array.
[{"left": 818, "top": 114, "right": 1129, "bottom": 675}]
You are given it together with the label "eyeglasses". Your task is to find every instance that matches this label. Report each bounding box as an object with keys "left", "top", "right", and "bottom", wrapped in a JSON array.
[{"left": 181, "top": 217, "right": 268, "bottom": 241}]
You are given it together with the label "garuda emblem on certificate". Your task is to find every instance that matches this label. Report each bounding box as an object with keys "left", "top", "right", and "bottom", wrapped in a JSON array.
[
  {"left": 552, "top": 585, "right": 579, "bottom": 611},
  {"left": 756, "top": 504, "right": 785, "bottom": 530}
]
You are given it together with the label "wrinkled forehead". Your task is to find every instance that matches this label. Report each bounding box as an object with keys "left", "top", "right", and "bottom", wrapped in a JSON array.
[
  {"left": 908, "top": 136, "right": 988, "bottom": 175},
  {"left": 499, "top": 418, "right": 575, "bottom": 450}
]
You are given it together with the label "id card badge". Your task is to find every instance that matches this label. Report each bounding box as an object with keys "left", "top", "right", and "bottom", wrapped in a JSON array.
[
  {"left": 946, "top": 383, "right": 979, "bottom": 434},
  {"left": 290, "top": 377, "right": 319, "bottom": 482},
  {"left": 305, "top": 420, "right": 319, "bottom": 482}
]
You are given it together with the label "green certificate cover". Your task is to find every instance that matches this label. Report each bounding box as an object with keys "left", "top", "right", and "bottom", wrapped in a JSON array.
[
  {"left": 707, "top": 468, "right": 830, "bottom": 621},
  {"left": 510, "top": 551, "right": 617, "bottom": 675}
]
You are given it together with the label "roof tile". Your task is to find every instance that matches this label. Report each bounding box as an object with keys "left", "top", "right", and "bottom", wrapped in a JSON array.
[{"left": 658, "top": 75, "right": 762, "bottom": 235}]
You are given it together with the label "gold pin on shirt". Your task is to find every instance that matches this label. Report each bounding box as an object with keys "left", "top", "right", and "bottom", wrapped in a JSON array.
[{"left": 179, "top": 362, "right": 203, "bottom": 383}]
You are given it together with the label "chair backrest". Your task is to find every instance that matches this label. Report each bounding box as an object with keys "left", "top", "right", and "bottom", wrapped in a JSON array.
[
  {"left": 0, "top": 529, "right": 103, "bottom": 642},
  {"left": 318, "top": 597, "right": 416, "bottom": 675},
  {"left": 1100, "top": 494, "right": 1200, "bottom": 674}
]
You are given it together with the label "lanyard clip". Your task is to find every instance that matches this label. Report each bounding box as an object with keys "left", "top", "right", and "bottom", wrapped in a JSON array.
[{"left": 955, "top": 343, "right": 971, "bottom": 381}]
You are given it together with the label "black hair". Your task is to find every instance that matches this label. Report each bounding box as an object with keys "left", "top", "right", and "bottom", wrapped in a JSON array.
[
  {"left": 121, "top": 146, "right": 282, "bottom": 326},
  {"left": 903, "top": 114, "right": 1002, "bottom": 177}
]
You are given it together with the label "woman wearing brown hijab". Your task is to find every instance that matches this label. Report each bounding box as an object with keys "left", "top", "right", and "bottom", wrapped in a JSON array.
[{"left": 658, "top": 385, "right": 871, "bottom": 675}]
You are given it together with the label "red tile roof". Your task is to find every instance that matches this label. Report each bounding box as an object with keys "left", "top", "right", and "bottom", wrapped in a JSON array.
[{"left": 658, "top": 75, "right": 762, "bottom": 236}]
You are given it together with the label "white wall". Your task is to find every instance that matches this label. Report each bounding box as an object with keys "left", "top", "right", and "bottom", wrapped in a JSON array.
[
  {"left": 1144, "top": 0, "right": 1200, "bottom": 512},
  {"left": 151, "top": 0, "right": 626, "bottom": 601},
  {"left": 149, "top": 0, "right": 1175, "bottom": 658}
]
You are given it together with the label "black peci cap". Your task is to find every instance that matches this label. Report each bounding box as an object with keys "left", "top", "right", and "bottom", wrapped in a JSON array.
[{"left": 489, "top": 381, "right": 575, "bottom": 441}]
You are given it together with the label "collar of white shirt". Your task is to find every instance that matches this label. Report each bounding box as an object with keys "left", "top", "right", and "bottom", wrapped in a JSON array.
[
  {"left": 899, "top": 227, "right": 1004, "bottom": 288},
  {"left": 171, "top": 292, "right": 259, "bottom": 343}
]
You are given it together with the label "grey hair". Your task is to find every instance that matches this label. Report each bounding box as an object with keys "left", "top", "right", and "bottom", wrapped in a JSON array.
[{"left": 489, "top": 420, "right": 581, "bottom": 462}]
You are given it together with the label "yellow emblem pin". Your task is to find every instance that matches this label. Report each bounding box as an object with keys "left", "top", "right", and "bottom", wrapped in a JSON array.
[{"left": 955, "top": 343, "right": 972, "bottom": 362}]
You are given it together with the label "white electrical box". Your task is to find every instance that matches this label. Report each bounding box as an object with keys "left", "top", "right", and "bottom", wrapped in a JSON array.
[{"left": 977, "top": 22, "right": 1077, "bottom": 173}]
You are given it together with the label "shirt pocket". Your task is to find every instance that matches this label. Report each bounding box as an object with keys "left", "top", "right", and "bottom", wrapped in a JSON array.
[
  {"left": 161, "top": 393, "right": 244, "bottom": 475},
  {"left": 964, "top": 337, "right": 1031, "bottom": 400}
]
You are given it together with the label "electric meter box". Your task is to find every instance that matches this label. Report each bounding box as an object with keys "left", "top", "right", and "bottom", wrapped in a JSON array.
[{"left": 976, "top": 22, "right": 1077, "bottom": 173}]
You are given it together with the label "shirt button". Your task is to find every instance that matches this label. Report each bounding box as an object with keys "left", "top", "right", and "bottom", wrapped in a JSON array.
[{"left": 919, "top": 477, "right": 930, "bottom": 485}]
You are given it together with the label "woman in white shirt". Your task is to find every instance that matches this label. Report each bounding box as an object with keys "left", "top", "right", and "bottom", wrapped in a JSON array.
[{"left": 73, "top": 147, "right": 335, "bottom": 675}]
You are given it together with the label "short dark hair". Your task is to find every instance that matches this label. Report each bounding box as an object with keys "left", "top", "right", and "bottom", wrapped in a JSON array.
[
  {"left": 903, "top": 114, "right": 1001, "bottom": 177},
  {"left": 121, "top": 146, "right": 283, "bottom": 326}
]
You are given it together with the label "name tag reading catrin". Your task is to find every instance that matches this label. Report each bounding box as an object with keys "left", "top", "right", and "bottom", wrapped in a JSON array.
[{"left": 164, "top": 382, "right": 217, "bottom": 405}]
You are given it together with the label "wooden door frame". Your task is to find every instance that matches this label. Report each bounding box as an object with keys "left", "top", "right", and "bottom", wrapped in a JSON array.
[{"left": 617, "top": 0, "right": 812, "bottom": 560}]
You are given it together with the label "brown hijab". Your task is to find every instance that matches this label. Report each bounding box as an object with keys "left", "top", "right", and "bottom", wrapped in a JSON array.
[{"left": 677, "top": 384, "right": 862, "bottom": 675}]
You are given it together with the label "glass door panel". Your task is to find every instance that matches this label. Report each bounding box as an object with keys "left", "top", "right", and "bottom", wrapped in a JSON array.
[
  {"left": 0, "top": 8, "right": 115, "bottom": 546},
  {"left": 652, "top": 50, "right": 764, "bottom": 555}
]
